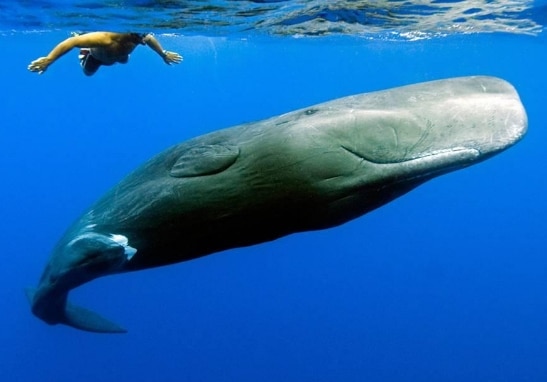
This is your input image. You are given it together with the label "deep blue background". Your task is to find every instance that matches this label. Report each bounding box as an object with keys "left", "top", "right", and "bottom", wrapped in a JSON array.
[{"left": 1, "top": 30, "right": 546, "bottom": 381}]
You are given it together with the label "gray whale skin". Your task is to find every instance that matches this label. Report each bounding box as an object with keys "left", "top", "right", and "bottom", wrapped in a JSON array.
[{"left": 26, "top": 76, "right": 527, "bottom": 333}]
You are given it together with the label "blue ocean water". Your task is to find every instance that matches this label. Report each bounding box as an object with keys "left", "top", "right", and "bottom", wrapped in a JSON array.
[{"left": 1, "top": 1, "right": 547, "bottom": 381}]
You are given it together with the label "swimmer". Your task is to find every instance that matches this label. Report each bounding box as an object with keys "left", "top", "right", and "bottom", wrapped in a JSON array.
[{"left": 28, "top": 32, "right": 183, "bottom": 76}]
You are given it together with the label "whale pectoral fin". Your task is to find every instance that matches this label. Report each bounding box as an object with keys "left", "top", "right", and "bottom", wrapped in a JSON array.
[
  {"left": 25, "top": 287, "right": 127, "bottom": 334},
  {"left": 170, "top": 144, "right": 240, "bottom": 177}
]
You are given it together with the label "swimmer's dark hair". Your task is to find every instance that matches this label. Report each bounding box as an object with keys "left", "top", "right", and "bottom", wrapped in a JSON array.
[{"left": 128, "top": 32, "right": 148, "bottom": 44}]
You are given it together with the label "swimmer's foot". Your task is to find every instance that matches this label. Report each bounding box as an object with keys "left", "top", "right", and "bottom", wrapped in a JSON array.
[{"left": 79, "top": 48, "right": 90, "bottom": 67}]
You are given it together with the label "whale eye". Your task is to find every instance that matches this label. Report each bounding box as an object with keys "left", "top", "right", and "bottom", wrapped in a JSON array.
[{"left": 305, "top": 108, "right": 319, "bottom": 115}]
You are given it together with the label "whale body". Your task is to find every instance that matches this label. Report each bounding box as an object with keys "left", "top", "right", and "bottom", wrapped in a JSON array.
[{"left": 26, "top": 76, "right": 527, "bottom": 333}]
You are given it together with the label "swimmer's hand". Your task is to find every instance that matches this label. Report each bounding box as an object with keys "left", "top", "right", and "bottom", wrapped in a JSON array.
[
  {"left": 28, "top": 57, "right": 52, "bottom": 74},
  {"left": 162, "top": 51, "right": 183, "bottom": 65}
]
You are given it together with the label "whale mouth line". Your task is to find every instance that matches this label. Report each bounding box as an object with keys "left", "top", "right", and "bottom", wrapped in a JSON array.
[{"left": 341, "top": 145, "right": 481, "bottom": 165}]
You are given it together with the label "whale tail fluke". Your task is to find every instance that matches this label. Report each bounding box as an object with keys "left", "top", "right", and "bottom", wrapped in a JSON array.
[{"left": 25, "top": 287, "right": 127, "bottom": 334}]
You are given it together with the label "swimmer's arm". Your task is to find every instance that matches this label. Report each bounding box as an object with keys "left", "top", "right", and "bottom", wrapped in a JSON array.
[
  {"left": 28, "top": 32, "right": 114, "bottom": 74},
  {"left": 143, "top": 34, "right": 183, "bottom": 65}
]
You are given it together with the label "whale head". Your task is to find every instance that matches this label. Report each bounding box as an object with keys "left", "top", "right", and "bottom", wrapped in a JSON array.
[{"left": 243, "top": 76, "right": 527, "bottom": 229}]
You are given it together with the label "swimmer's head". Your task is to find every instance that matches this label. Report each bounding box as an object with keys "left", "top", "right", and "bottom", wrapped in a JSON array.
[{"left": 128, "top": 33, "right": 147, "bottom": 45}]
